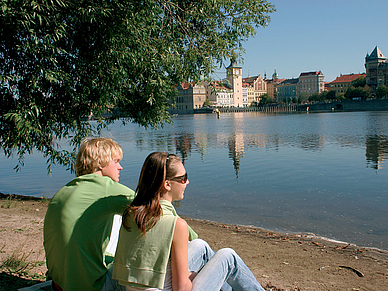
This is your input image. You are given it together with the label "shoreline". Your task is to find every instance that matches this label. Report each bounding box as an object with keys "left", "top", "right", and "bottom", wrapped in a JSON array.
[
  {"left": 1, "top": 192, "right": 387, "bottom": 253},
  {"left": 180, "top": 210, "right": 388, "bottom": 253},
  {"left": 1, "top": 193, "right": 387, "bottom": 290},
  {"left": 184, "top": 216, "right": 388, "bottom": 253}
]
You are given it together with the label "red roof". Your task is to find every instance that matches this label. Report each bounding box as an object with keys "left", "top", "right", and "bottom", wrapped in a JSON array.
[
  {"left": 267, "top": 78, "right": 286, "bottom": 84},
  {"left": 330, "top": 73, "right": 365, "bottom": 84},
  {"left": 180, "top": 82, "right": 191, "bottom": 90},
  {"left": 209, "top": 81, "right": 232, "bottom": 90}
]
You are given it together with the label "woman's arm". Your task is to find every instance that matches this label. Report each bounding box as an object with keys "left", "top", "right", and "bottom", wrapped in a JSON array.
[{"left": 171, "top": 217, "right": 192, "bottom": 291}]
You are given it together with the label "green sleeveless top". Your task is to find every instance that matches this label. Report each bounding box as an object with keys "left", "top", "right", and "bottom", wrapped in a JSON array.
[{"left": 113, "top": 200, "right": 179, "bottom": 289}]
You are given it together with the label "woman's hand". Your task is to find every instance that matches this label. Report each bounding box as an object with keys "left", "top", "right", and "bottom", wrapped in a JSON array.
[{"left": 189, "top": 272, "right": 198, "bottom": 281}]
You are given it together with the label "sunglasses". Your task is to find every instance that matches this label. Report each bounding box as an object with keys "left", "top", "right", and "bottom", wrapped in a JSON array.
[{"left": 169, "top": 172, "right": 188, "bottom": 184}]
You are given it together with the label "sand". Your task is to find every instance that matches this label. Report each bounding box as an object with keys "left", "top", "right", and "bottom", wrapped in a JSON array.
[{"left": 0, "top": 194, "right": 387, "bottom": 291}]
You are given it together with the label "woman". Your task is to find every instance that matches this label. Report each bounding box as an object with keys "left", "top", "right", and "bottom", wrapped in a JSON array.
[{"left": 113, "top": 152, "right": 266, "bottom": 291}]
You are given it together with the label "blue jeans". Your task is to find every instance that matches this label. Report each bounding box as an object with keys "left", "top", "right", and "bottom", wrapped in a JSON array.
[
  {"left": 102, "top": 263, "right": 123, "bottom": 291},
  {"left": 188, "top": 238, "right": 215, "bottom": 272},
  {"left": 188, "top": 239, "right": 230, "bottom": 291},
  {"left": 189, "top": 239, "right": 266, "bottom": 291}
]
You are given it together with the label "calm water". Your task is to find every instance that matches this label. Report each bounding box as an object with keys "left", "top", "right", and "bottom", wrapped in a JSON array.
[{"left": 1, "top": 111, "right": 388, "bottom": 250}]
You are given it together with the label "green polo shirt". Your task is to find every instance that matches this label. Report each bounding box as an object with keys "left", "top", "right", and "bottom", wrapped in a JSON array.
[{"left": 44, "top": 174, "right": 135, "bottom": 291}]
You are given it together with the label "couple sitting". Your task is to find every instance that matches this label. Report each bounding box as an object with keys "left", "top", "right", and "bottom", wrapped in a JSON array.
[{"left": 44, "top": 138, "right": 266, "bottom": 291}]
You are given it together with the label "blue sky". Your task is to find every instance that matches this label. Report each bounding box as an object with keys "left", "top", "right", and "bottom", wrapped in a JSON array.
[{"left": 214, "top": 0, "right": 388, "bottom": 83}]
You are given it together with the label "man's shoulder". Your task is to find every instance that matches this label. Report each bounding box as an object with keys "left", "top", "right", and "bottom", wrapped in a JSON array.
[
  {"left": 75, "top": 174, "right": 134, "bottom": 192},
  {"left": 53, "top": 174, "right": 134, "bottom": 201},
  {"left": 104, "top": 178, "right": 135, "bottom": 195}
]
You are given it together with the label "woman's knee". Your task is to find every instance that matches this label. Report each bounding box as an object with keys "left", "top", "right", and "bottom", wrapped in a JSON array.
[
  {"left": 189, "top": 239, "right": 213, "bottom": 255},
  {"left": 217, "top": 248, "right": 236, "bottom": 257},
  {"left": 190, "top": 238, "right": 210, "bottom": 248},
  {"left": 215, "top": 248, "right": 239, "bottom": 263}
]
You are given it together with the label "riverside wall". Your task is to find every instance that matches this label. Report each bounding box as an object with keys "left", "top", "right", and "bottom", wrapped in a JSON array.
[
  {"left": 298, "top": 99, "right": 388, "bottom": 112},
  {"left": 178, "top": 99, "right": 388, "bottom": 115}
]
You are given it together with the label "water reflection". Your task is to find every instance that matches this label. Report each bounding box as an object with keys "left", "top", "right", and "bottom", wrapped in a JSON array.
[
  {"left": 130, "top": 112, "right": 388, "bottom": 178},
  {"left": 365, "top": 135, "right": 388, "bottom": 169},
  {"left": 228, "top": 133, "right": 244, "bottom": 178}
]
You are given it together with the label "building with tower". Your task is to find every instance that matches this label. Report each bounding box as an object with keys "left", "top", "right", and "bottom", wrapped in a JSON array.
[
  {"left": 266, "top": 69, "right": 285, "bottom": 101},
  {"left": 226, "top": 59, "right": 243, "bottom": 107},
  {"left": 365, "top": 46, "right": 388, "bottom": 91}
]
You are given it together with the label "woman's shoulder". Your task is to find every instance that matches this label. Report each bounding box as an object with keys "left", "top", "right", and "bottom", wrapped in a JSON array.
[
  {"left": 173, "top": 217, "right": 189, "bottom": 238},
  {"left": 175, "top": 217, "right": 188, "bottom": 227}
]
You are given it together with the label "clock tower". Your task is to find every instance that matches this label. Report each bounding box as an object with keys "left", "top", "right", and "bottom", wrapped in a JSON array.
[{"left": 226, "top": 58, "right": 243, "bottom": 107}]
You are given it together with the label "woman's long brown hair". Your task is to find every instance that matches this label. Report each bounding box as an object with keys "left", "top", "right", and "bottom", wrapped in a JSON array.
[{"left": 122, "top": 152, "right": 180, "bottom": 234}]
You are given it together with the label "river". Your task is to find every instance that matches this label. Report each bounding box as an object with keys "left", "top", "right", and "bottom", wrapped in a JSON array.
[{"left": 1, "top": 111, "right": 387, "bottom": 250}]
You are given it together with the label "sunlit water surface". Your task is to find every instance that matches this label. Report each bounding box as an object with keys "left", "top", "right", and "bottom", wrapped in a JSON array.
[{"left": 1, "top": 111, "right": 388, "bottom": 250}]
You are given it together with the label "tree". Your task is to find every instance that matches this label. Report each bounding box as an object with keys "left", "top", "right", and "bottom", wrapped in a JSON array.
[
  {"left": 376, "top": 85, "right": 388, "bottom": 99},
  {"left": 352, "top": 75, "right": 366, "bottom": 88},
  {"left": 309, "top": 92, "right": 323, "bottom": 102},
  {"left": 259, "top": 93, "right": 271, "bottom": 105},
  {"left": 326, "top": 90, "right": 336, "bottom": 100},
  {"left": 1, "top": 0, "right": 275, "bottom": 171},
  {"left": 345, "top": 86, "right": 371, "bottom": 100},
  {"left": 298, "top": 92, "right": 309, "bottom": 104},
  {"left": 202, "top": 98, "right": 212, "bottom": 107},
  {"left": 337, "top": 93, "right": 346, "bottom": 100}
]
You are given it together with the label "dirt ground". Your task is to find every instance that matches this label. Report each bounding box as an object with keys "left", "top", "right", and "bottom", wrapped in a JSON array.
[{"left": 0, "top": 194, "right": 387, "bottom": 291}]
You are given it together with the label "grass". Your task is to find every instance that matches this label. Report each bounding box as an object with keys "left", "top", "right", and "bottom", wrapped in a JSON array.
[
  {"left": 0, "top": 196, "right": 18, "bottom": 209},
  {"left": 1, "top": 248, "right": 32, "bottom": 274},
  {"left": 0, "top": 242, "right": 47, "bottom": 291},
  {"left": 0, "top": 244, "right": 46, "bottom": 281},
  {"left": 39, "top": 198, "right": 50, "bottom": 205}
]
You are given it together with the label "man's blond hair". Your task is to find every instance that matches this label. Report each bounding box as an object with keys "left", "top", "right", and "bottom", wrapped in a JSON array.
[{"left": 75, "top": 137, "right": 123, "bottom": 177}]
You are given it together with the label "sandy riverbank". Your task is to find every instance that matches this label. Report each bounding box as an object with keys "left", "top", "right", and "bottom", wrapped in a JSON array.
[{"left": 0, "top": 194, "right": 387, "bottom": 291}]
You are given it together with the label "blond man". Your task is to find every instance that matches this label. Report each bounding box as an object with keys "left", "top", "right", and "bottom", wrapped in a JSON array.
[{"left": 44, "top": 138, "right": 135, "bottom": 291}]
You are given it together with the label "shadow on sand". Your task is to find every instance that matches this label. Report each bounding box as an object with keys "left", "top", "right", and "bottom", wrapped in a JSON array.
[{"left": 0, "top": 272, "right": 44, "bottom": 291}]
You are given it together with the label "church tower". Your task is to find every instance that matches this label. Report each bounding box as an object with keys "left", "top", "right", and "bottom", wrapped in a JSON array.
[
  {"left": 272, "top": 68, "right": 279, "bottom": 80},
  {"left": 226, "top": 58, "right": 243, "bottom": 107},
  {"left": 365, "top": 46, "right": 388, "bottom": 90}
]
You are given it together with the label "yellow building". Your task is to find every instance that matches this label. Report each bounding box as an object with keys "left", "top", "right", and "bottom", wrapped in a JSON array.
[
  {"left": 329, "top": 73, "right": 366, "bottom": 96},
  {"left": 265, "top": 69, "right": 285, "bottom": 101},
  {"left": 243, "top": 82, "right": 255, "bottom": 105}
]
